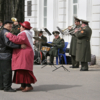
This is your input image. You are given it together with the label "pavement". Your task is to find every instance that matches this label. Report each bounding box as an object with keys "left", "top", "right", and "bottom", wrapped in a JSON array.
[{"left": 0, "top": 64, "right": 100, "bottom": 100}]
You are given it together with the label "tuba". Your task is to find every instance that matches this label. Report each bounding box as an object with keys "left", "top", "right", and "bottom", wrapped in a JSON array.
[{"left": 11, "top": 17, "right": 17, "bottom": 22}]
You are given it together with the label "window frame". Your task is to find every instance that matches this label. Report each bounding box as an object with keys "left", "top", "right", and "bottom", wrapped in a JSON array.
[
  {"left": 43, "top": 0, "right": 47, "bottom": 27},
  {"left": 27, "top": 1, "right": 32, "bottom": 16},
  {"left": 72, "top": 0, "right": 78, "bottom": 23}
]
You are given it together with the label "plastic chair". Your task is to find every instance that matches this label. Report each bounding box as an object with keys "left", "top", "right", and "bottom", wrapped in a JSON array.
[{"left": 56, "top": 42, "right": 68, "bottom": 65}]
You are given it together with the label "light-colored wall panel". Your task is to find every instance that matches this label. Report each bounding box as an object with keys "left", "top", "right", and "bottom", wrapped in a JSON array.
[
  {"left": 25, "top": 0, "right": 28, "bottom": 5},
  {"left": 30, "top": 23, "right": 37, "bottom": 28},
  {"left": 25, "top": 5, "right": 27, "bottom": 12},
  {"left": 78, "top": 0, "right": 87, "bottom": 19},
  {"left": 58, "top": 23, "right": 66, "bottom": 28},
  {"left": 91, "top": 46, "right": 100, "bottom": 56},
  {"left": 92, "top": 30, "right": 100, "bottom": 37},
  {"left": 91, "top": 38, "right": 100, "bottom": 45},
  {"left": 32, "top": 5, "right": 37, "bottom": 10},
  {"left": 25, "top": 18, "right": 37, "bottom": 23},
  {"left": 92, "top": 14, "right": 100, "bottom": 20},
  {"left": 59, "top": 9, "right": 64, "bottom": 14},
  {"left": 58, "top": 2, "right": 64, "bottom": 8},
  {"left": 32, "top": 0, "right": 37, "bottom": 4},
  {"left": 92, "top": 22, "right": 100, "bottom": 29},
  {"left": 58, "top": 15, "right": 66, "bottom": 21},
  {"left": 92, "top": 0, "right": 100, "bottom": 5},
  {"left": 25, "top": 12, "right": 28, "bottom": 17},
  {"left": 92, "top": 6, "right": 100, "bottom": 13},
  {"left": 32, "top": 11, "right": 37, "bottom": 16}
]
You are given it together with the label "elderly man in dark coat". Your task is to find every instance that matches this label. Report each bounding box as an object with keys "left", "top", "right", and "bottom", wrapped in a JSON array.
[{"left": 0, "top": 20, "right": 26, "bottom": 92}]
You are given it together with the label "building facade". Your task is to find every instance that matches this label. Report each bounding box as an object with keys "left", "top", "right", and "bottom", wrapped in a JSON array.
[{"left": 25, "top": 0, "right": 100, "bottom": 64}]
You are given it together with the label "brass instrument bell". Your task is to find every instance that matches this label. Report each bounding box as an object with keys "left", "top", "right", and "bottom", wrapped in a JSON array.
[{"left": 11, "top": 17, "right": 17, "bottom": 22}]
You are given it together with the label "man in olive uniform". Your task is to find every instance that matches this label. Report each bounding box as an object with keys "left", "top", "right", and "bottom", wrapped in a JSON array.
[
  {"left": 11, "top": 20, "right": 20, "bottom": 35},
  {"left": 75, "top": 19, "right": 92, "bottom": 71},
  {"left": 33, "top": 29, "right": 47, "bottom": 50},
  {"left": 0, "top": 21, "right": 3, "bottom": 32},
  {"left": 48, "top": 31, "right": 65, "bottom": 65},
  {"left": 69, "top": 17, "right": 81, "bottom": 68}
]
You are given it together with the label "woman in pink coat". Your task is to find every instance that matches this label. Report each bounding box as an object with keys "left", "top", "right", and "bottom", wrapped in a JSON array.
[{"left": 5, "top": 21, "right": 37, "bottom": 92}]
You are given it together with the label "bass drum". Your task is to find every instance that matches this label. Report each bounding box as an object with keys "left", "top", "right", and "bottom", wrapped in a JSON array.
[{"left": 34, "top": 50, "right": 45, "bottom": 64}]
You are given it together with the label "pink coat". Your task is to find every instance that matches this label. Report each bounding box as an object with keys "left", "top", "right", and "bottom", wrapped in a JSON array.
[{"left": 6, "top": 31, "right": 34, "bottom": 71}]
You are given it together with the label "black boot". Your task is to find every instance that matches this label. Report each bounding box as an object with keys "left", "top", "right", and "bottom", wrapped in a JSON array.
[
  {"left": 4, "top": 88, "right": 16, "bottom": 92},
  {"left": 80, "top": 62, "right": 88, "bottom": 71}
]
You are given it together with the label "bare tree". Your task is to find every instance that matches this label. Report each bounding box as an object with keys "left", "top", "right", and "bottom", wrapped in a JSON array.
[
  {"left": 0, "top": 0, "right": 5, "bottom": 21},
  {"left": 0, "top": 0, "right": 24, "bottom": 22}
]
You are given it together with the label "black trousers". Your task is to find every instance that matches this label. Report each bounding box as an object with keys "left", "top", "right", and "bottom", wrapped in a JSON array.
[
  {"left": 46, "top": 52, "right": 54, "bottom": 63},
  {"left": 21, "top": 83, "right": 31, "bottom": 88},
  {"left": 0, "top": 60, "right": 12, "bottom": 90},
  {"left": 71, "top": 55, "right": 79, "bottom": 67}
]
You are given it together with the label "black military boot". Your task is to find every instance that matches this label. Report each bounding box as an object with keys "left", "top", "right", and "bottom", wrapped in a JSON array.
[
  {"left": 4, "top": 88, "right": 16, "bottom": 92},
  {"left": 80, "top": 68, "right": 88, "bottom": 71},
  {"left": 80, "top": 62, "right": 88, "bottom": 71}
]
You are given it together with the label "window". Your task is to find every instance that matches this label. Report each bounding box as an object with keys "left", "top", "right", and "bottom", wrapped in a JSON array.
[
  {"left": 73, "top": 0, "right": 78, "bottom": 23},
  {"left": 43, "top": 0, "right": 47, "bottom": 27},
  {"left": 73, "top": 0, "right": 77, "bottom": 3},
  {"left": 27, "top": 1, "right": 32, "bottom": 16}
]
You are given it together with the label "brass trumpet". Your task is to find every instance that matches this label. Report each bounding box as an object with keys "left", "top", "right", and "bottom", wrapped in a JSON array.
[
  {"left": 57, "top": 25, "right": 75, "bottom": 35},
  {"left": 62, "top": 25, "right": 74, "bottom": 32},
  {"left": 11, "top": 17, "right": 17, "bottom": 22}
]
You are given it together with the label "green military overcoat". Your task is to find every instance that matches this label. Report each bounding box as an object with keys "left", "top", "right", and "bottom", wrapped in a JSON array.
[
  {"left": 41, "top": 35, "right": 47, "bottom": 46},
  {"left": 49, "top": 37, "right": 65, "bottom": 57},
  {"left": 35, "top": 35, "right": 47, "bottom": 49},
  {"left": 69, "top": 25, "right": 81, "bottom": 56},
  {"left": 11, "top": 25, "right": 20, "bottom": 35},
  {"left": 75, "top": 25, "right": 92, "bottom": 62}
]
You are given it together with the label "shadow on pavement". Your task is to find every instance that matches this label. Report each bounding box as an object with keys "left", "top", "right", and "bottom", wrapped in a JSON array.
[{"left": 33, "top": 84, "right": 82, "bottom": 92}]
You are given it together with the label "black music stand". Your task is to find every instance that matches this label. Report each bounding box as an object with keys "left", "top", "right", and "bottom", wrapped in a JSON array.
[
  {"left": 44, "top": 28, "right": 52, "bottom": 42},
  {"left": 57, "top": 26, "right": 64, "bottom": 35},
  {"left": 52, "top": 55, "right": 70, "bottom": 72}
]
